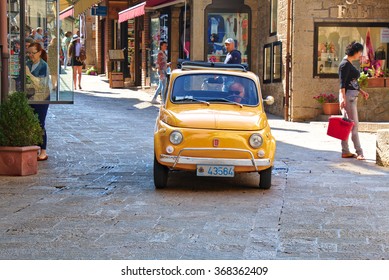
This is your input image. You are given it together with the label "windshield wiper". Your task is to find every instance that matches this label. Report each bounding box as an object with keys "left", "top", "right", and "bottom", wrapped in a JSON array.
[
  {"left": 206, "top": 98, "right": 243, "bottom": 108},
  {"left": 175, "top": 96, "right": 210, "bottom": 105}
]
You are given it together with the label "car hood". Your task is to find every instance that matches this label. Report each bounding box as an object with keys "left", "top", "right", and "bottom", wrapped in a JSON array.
[{"left": 161, "top": 106, "right": 268, "bottom": 131}]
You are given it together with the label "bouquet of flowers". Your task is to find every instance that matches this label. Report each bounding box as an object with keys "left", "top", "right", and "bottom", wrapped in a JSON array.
[{"left": 313, "top": 93, "right": 338, "bottom": 104}]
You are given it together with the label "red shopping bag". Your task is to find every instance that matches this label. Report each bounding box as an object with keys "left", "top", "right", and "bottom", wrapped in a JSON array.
[{"left": 327, "top": 117, "right": 354, "bottom": 141}]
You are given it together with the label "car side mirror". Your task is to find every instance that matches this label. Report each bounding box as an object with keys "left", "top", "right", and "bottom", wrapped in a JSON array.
[{"left": 263, "top": 96, "right": 275, "bottom": 105}]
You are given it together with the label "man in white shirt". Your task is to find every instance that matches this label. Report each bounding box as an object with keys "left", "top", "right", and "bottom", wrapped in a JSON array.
[
  {"left": 224, "top": 38, "right": 241, "bottom": 64},
  {"left": 34, "top": 27, "right": 44, "bottom": 48}
]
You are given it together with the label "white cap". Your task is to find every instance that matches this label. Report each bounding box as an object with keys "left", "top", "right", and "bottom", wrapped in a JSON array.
[
  {"left": 71, "top": 34, "right": 79, "bottom": 42},
  {"left": 224, "top": 38, "right": 234, "bottom": 44}
]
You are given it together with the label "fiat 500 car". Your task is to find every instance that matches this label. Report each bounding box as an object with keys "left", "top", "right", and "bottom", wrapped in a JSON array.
[{"left": 153, "top": 62, "right": 276, "bottom": 189}]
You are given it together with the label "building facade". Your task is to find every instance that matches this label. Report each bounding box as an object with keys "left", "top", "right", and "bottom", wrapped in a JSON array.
[
  {"left": 94, "top": 0, "right": 260, "bottom": 88},
  {"left": 258, "top": 0, "right": 389, "bottom": 121},
  {"left": 2, "top": 0, "right": 389, "bottom": 121}
]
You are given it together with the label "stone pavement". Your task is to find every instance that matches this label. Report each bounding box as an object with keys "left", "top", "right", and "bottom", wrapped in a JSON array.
[{"left": 0, "top": 73, "right": 389, "bottom": 260}]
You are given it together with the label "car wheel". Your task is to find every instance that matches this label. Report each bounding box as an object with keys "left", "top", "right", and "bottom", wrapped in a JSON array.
[
  {"left": 259, "top": 167, "right": 272, "bottom": 189},
  {"left": 154, "top": 156, "right": 169, "bottom": 189}
]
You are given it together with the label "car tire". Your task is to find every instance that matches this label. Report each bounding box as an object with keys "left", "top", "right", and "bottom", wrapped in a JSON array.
[
  {"left": 154, "top": 156, "right": 169, "bottom": 189},
  {"left": 259, "top": 167, "right": 272, "bottom": 189}
]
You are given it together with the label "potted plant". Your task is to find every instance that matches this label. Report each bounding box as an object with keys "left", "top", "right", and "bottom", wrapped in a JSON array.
[
  {"left": 313, "top": 93, "right": 340, "bottom": 115},
  {"left": 358, "top": 72, "right": 368, "bottom": 89},
  {"left": 364, "top": 67, "right": 385, "bottom": 88},
  {"left": 0, "top": 91, "right": 42, "bottom": 176}
]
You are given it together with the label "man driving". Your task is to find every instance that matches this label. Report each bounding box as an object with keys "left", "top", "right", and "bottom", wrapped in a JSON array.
[{"left": 228, "top": 82, "right": 246, "bottom": 103}]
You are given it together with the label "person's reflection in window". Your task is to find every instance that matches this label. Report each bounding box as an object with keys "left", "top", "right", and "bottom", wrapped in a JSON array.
[{"left": 26, "top": 42, "right": 50, "bottom": 161}]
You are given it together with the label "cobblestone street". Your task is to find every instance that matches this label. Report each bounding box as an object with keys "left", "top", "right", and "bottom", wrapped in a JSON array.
[{"left": 0, "top": 75, "right": 388, "bottom": 260}]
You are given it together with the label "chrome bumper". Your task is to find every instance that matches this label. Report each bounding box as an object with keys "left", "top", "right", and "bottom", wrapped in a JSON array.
[{"left": 159, "top": 148, "right": 271, "bottom": 170}]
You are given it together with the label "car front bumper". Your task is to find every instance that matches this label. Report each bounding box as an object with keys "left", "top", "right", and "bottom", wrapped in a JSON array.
[{"left": 159, "top": 148, "right": 272, "bottom": 170}]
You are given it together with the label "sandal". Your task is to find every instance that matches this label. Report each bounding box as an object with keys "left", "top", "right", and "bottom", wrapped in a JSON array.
[
  {"left": 342, "top": 153, "right": 356, "bottom": 158},
  {"left": 37, "top": 155, "right": 48, "bottom": 161}
]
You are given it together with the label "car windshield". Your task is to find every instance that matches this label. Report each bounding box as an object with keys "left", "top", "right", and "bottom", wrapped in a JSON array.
[{"left": 170, "top": 74, "right": 259, "bottom": 106}]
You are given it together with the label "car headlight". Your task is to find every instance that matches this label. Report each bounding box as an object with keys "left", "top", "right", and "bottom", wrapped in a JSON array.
[
  {"left": 249, "top": 133, "right": 263, "bottom": 148},
  {"left": 170, "top": 131, "right": 183, "bottom": 145}
]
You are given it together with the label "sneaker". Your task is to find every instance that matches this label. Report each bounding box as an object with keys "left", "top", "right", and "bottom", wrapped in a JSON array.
[
  {"left": 342, "top": 153, "right": 356, "bottom": 158},
  {"left": 151, "top": 99, "right": 159, "bottom": 104}
]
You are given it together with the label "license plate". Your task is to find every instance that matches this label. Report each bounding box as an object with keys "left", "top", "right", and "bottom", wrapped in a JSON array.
[{"left": 197, "top": 165, "right": 234, "bottom": 177}]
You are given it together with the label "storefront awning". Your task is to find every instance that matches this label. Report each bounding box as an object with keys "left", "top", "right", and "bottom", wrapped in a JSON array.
[
  {"left": 74, "top": 0, "right": 104, "bottom": 16},
  {"left": 118, "top": 2, "right": 146, "bottom": 23},
  {"left": 59, "top": 6, "right": 74, "bottom": 20},
  {"left": 145, "top": 0, "right": 185, "bottom": 10},
  {"left": 60, "top": 0, "right": 72, "bottom": 12}
]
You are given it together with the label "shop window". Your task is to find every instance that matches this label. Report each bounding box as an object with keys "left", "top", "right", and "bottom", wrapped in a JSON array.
[
  {"left": 7, "top": 0, "right": 74, "bottom": 103},
  {"left": 205, "top": 0, "right": 251, "bottom": 64},
  {"left": 314, "top": 23, "right": 389, "bottom": 78},
  {"left": 263, "top": 41, "right": 282, "bottom": 84},
  {"left": 270, "top": 0, "right": 278, "bottom": 36}
]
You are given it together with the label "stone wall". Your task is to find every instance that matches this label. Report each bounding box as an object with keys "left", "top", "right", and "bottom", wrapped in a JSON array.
[
  {"left": 358, "top": 87, "right": 389, "bottom": 122},
  {"left": 257, "top": 0, "right": 288, "bottom": 118}
]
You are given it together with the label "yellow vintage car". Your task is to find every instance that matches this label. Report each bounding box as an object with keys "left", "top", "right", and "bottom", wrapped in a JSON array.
[{"left": 154, "top": 62, "right": 276, "bottom": 189}]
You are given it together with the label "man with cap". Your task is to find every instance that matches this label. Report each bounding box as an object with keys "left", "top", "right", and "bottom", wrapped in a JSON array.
[{"left": 224, "top": 38, "right": 241, "bottom": 64}]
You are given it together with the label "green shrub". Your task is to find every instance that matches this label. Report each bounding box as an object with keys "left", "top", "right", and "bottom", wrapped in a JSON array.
[
  {"left": 358, "top": 72, "right": 368, "bottom": 89},
  {"left": 0, "top": 91, "right": 43, "bottom": 147}
]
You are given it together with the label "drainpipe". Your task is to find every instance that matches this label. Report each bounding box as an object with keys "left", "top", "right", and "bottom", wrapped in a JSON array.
[
  {"left": 0, "top": 0, "right": 9, "bottom": 102},
  {"left": 284, "top": 0, "right": 292, "bottom": 121}
]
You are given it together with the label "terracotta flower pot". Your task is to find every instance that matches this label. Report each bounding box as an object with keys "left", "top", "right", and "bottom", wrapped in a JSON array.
[
  {"left": 0, "top": 146, "right": 40, "bottom": 176},
  {"left": 322, "top": 102, "right": 340, "bottom": 115},
  {"left": 368, "top": 77, "right": 385, "bottom": 88}
]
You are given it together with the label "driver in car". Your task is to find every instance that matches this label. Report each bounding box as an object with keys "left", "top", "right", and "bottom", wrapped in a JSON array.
[{"left": 228, "top": 82, "right": 246, "bottom": 103}]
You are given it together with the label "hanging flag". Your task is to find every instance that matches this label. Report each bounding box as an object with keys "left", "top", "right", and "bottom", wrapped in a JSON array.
[
  {"left": 360, "top": 38, "right": 370, "bottom": 69},
  {"left": 365, "top": 28, "right": 375, "bottom": 68}
]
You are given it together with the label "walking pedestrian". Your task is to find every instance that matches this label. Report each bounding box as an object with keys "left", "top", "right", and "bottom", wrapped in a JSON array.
[
  {"left": 48, "top": 37, "right": 59, "bottom": 91},
  {"left": 151, "top": 41, "right": 171, "bottom": 104},
  {"left": 68, "top": 34, "right": 84, "bottom": 90},
  {"left": 338, "top": 41, "right": 369, "bottom": 160},
  {"left": 61, "top": 31, "right": 72, "bottom": 70},
  {"left": 34, "top": 27, "right": 44, "bottom": 48},
  {"left": 224, "top": 38, "right": 241, "bottom": 64}
]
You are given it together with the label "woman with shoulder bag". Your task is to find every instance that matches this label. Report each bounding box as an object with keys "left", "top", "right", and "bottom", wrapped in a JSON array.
[{"left": 338, "top": 41, "right": 369, "bottom": 160}]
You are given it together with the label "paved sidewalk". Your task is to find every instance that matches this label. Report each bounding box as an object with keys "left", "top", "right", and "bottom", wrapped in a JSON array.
[{"left": 0, "top": 73, "right": 388, "bottom": 260}]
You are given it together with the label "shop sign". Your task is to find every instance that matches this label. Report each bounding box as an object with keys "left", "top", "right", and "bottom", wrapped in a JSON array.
[
  {"left": 337, "top": 0, "right": 373, "bottom": 19},
  {"left": 91, "top": 6, "right": 107, "bottom": 16},
  {"left": 381, "top": 28, "right": 389, "bottom": 43}
]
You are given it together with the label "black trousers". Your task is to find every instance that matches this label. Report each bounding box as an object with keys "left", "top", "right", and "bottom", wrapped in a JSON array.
[{"left": 30, "top": 104, "right": 49, "bottom": 150}]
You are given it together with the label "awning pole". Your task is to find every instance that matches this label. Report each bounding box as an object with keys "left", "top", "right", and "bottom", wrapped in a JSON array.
[
  {"left": 1, "top": 0, "right": 9, "bottom": 101},
  {"left": 183, "top": 0, "right": 187, "bottom": 59}
]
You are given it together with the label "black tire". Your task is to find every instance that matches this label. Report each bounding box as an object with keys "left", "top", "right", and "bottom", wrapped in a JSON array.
[
  {"left": 259, "top": 167, "right": 272, "bottom": 189},
  {"left": 154, "top": 156, "right": 169, "bottom": 189}
]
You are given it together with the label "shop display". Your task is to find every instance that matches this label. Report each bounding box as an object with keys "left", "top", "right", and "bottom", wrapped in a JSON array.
[
  {"left": 316, "top": 25, "right": 389, "bottom": 77},
  {"left": 206, "top": 13, "right": 249, "bottom": 63},
  {"left": 128, "top": 20, "right": 135, "bottom": 55},
  {"left": 150, "top": 14, "right": 169, "bottom": 86}
]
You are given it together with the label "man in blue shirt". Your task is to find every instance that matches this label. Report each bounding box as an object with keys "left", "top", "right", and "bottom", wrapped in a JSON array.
[{"left": 224, "top": 38, "right": 241, "bottom": 64}]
